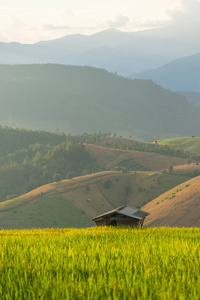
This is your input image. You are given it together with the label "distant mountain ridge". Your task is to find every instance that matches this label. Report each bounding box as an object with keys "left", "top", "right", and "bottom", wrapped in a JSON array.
[
  {"left": 0, "top": 64, "right": 200, "bottom": 141},
  {"left": 177, "top": 91, "right": 200, "bottom": 107},
  {"left": 0, "top": 27, "right": 200, "bottom": 75},
  {"left": 132, "top": 52, "right": 200, "bottom": 93}
]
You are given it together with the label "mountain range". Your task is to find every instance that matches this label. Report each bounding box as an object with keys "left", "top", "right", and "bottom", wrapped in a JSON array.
[
  {"left": 0, "top": 64, "right": 200, "bottom": 141},
  {"left": 1, "top": 26, "right": 200, "bottom": 76},
  {"left": 131, "top": 52, "right": 200, "bottom": 106}
]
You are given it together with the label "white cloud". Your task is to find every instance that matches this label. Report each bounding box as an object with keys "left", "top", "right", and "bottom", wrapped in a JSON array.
[
  {"left": 168, "top": 0, "right": 200, "bottom": 26},
  {"left": 0, "top": 0, "right": 200, "bottom": 43},
  {"left": 108, "top": 15, "right": 130, "bottom": 28},
  {"left": 126, "top": 0, "right": 200, "bottom": 32},
  {"left": 43, "top": 24, "right": 70, "bottom": 31}
]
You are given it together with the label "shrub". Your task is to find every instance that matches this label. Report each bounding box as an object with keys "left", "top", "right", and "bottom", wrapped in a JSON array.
[
  {"left": 125, "top": 185, "right": 131, "bottom": 197},
  {"left": 103, "top": 180, "right": 112, "bottom": 189},
  {"left": 66, "top": 172, "right": 72, "bottom": 180},
  {"left": 85, "top": 185, "right": 90, "bottom": 192},
  {"left": 53, "top": 173, "right": 62, "bottom": 182},
  {"left": 168, "top": 165, "right": 173, "bottom": 174},
  {"left": 192, "top": 169, "right": 199, "bottom": 177}
]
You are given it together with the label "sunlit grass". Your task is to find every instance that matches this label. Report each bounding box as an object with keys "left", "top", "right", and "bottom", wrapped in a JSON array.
[{"left": 0, "top": 227, "right": 199, "bottom": 299}]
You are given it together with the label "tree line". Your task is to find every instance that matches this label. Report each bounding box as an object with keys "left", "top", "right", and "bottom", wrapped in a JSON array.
[{"left": 0, "top": 127, "right": 98, "bottom": 201}]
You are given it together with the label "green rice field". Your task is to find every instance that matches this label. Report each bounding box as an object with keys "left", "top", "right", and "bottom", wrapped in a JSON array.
[{"left": 0, "top": 227, "right": 199, "bottom": 299}]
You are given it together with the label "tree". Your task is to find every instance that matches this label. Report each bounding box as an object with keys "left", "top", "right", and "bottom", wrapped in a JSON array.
[
  {"left": 125, "top": 185, "right": 131, "bottom": 197},
  {"left": 192, "top": 169, "right": 199, "bottom": 177},
  {"left": 53, "top": 173, "right": 62, "bottom": 182},
  {"left": 168, "top": 165, "right": 173, "bottom": 174},
  {"left": 121, "top": 167, "right": 128, "bottom": 173},
  {"left": 66, "top": 172, "right": 72, "bottom": 180},
  {"left": 85, "top": 185, "right": 90, "bottom": 192},
  {"left": 103, "top": 180, "right": 112, "bottom": 189},
  {"left": 82, "top": 169, "right": 90, "bottom": 176}
]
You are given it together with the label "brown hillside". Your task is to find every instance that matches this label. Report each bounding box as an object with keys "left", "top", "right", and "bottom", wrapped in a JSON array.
[
  {"left": 0, "top": 171, "right": 120, "bottom": 212},
  {"left": 173, "top": 163, "right": 200, "bottom": 174},
  {"left": 143, "top": 176, "right": 200, "bottom": 227},
  {"left": 62, "top": 184, "right": 113, "bottom": 218},
  {"left": 1, "top": 170, "right": 190, "bottom": 215},
  {"left": 85, "top": 144, "right": 186, "bottom": 171},
  {"left": 61, "top": 171, "right": 191, "bottom": 219}
]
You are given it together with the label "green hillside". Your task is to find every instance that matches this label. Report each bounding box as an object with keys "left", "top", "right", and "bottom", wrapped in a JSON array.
[
  {"left": 0, "top": 140, "right": 97, "bottom": 202},
  {"left": 0, "top": 192, "right": 93, "bottom": 229},
  {"left": 158, "top": 137, "right": 200, "bottom": 156},
  {"left": 0, "top": 64, "right": 200, "bottom": 140},
  {"left": 177, "top": 91, "right": 200, "bottom": 107}
]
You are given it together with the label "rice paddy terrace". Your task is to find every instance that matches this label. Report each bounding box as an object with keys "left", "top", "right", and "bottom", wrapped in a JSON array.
[{"left": 0, "top": 227, "right": 199, "bottom": 299}]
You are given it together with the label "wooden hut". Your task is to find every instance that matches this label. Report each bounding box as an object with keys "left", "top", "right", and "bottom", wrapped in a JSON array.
[{"left": 92, "top": 206, "right": 150, "bottom": 227}]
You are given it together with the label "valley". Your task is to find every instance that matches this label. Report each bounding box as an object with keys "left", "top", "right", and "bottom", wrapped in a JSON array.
[
  {"left": 1, "top": 3, "right": 200, "bottom": 299},
  {"left": 0, "top": 127, "right": 199, "bottom": 229}
]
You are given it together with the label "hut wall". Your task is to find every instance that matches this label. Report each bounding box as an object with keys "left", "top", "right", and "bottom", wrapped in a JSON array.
[
  {"left": 95, "top": 218, "right": 144, "bottom": 227},
  {"left": 95, "top": 220, "right": 108, "bottom": 226},
  {"left": 117, "top": 219, "right": 140, "bottom": 227}
]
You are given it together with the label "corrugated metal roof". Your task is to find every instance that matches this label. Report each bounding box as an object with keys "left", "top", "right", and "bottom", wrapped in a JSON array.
[
  {"left": 133, "top": 210, "right": 149, "bottom": 219},
  {"left": 92, "top": 206, "right": 149, "bottom": 221},
  {"left": 92, "top": 206, "right": 125, "bottom": 221},
  {"left": 118, "top": 206, "right": 138, "bottom": 218}
]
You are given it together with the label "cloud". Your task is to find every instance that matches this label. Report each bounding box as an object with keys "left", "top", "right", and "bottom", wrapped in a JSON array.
[
  {"left": 43, "top": 24, "right": 70, "bottom": 31},
  {"left": 168, "top": 0, "right": 200, "bottom": 26},
  {"left": 130, "top": 0, "right": 200, "bottom": 32},
  {"left": 1, "top": 0, "right": 200, "bottom": 43},
  {"left": 108, "top": 15, "right": 130, "bottom": 28}
]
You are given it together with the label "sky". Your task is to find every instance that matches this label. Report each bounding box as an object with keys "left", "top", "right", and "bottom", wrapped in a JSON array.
[{"left": 0, "top": 0, "right": 199, "bottom": 44}]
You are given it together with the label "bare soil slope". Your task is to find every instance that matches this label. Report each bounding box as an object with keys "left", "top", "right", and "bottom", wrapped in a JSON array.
[
  {"left": 143, "top": 176, "right": 200, "bottom": 227},
  {"left": 173, "top": 163, "right": 200, "bottom": 174},
  {"left": 86, "top": 144, "right": 186, "bottom": 171}
]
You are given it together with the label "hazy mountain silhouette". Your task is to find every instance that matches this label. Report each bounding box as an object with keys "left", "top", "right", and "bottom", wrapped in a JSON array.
[
  {"left": 0, "top": 27, "right": 200, "bottom": 75},
  {"left": 132, "top": 52, "right": 200, "bottom": 92},
  {"left": 0, "top": 64, "right": 200, "bottom": 141}
]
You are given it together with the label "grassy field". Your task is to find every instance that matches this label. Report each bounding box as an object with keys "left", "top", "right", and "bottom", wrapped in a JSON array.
[
  {"left": 0, "top": 192, "right": 93, "bottom": 229},
  {"left": 0, "top": 227, "right": 199, "bottom": 299},
  {"left": 158, "top": 137, "right": 200, "bottom": 155}
]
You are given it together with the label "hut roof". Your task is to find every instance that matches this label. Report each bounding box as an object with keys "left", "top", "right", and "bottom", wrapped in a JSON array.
[{"left": 92, "top": 206, "right": 150, "bottom": 221}]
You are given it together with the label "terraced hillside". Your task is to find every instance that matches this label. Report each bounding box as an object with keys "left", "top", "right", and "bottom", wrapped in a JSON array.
[{"left": 0, "top": 170, "right": 191, "bottom": 229}]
